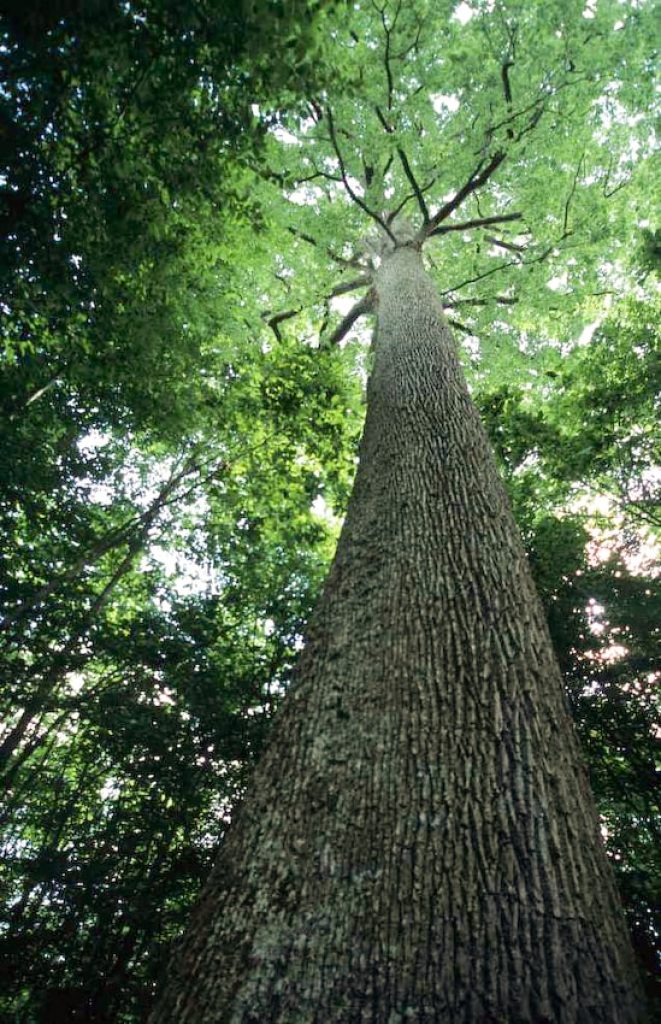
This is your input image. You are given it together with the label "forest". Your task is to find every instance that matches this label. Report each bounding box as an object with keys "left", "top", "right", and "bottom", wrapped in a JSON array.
[{"left": 0, "top": 0, "right": 659, "bottom": 1021}]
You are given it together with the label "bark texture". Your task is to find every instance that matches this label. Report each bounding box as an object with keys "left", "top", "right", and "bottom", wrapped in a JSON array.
[{"left": 151, "top": 246, "right": 642, "bottom": 1023}]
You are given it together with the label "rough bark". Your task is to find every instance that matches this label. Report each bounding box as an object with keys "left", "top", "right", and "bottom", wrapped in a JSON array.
[{"left": 151, "top": 245, "right": 643, "bottom": 1023}]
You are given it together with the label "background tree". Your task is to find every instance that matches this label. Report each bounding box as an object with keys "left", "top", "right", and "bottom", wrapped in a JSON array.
[{"left": 1, "top": 1, "right": 354, "bottom": 1019}]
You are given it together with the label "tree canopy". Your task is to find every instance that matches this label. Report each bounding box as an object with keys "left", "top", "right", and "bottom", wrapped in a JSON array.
[{"left": 0, "top": 0, "right": 659, "bottom": 1020}]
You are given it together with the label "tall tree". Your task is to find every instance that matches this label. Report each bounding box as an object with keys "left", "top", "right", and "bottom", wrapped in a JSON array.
[
  {"left": 150, "top": 1, "right": 657, "bottom": 1021},
  {"left": 2, "top": 1, "right": 658, "bottom": 1021}
]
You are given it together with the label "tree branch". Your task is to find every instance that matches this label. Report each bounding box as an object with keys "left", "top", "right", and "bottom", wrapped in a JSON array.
[
  {"left": 564, "top": 153, "right": 584, "bottom": 234},
  {"left": 326, "top": 291, "right": 375, "bottom": 346},
  {"left": 441, "top": 232, "right": 573, "bottom": 296},
  {"left": 292, "top": 168, "right": 343, "bottom": 186},
  {"left": 287, "top": 226, "right": 368, "bottom": 271},
  {"left": 372, "top": 0, "right": 403, "bottom": 111},
  {"left": 501, "top": 60, "right": 514, "bottom": 106},
  {"left": 397, "top": 147, "right": 430, "bottom": 223},
  {"left": 441, "top": 260, "right": 517, "bottom": 296},
  {"left": 420, "top": 150, "right": 506, "bottom": 241},
  {"left": 430, "top": 211, "right": 522, "bottom": 237},
  {"left": 393, "top": 21, "right": 422, "bottom": 61},
  {"left": 326, "top": 105, "right": 397, "bottom": 243},
  {"left": 484, "top": 234, "right": 527, "bottom": 254},
  {"left": 488, "top": 95, "right": 545, "bottom": 137},
  {"left": 444, "top": 295, "right": 518, "bottom": 308},
  {"left": 264, "top": 309, "right": 300, "bottom": 341},
  {"left": 330, "top": 275, "right": 372, "bottom": 297},
  {"left": 264, "top": 276, "right": 371, "bottom": 340},
  {"left": 374, "top": 104, "right": 394, "bottom": 134},
  {"left": 446, "top": 317, "right": 472, "bottom": 334}
]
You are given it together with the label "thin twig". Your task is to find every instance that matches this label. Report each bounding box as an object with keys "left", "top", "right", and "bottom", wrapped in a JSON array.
[
  {"left": 441, "top": 260, "right": 517, "bottom": 296},
  {"left": 441, "top": 233, "right": 572, "bottom": 296},
  {"left": 444, "top": 295, "right": 518, "bottom": 308},
  {"left": 287, "top": 226, "right": 369, "bottom": 270},
  {"left": 563, "top": 153, "right": 584, "bottom": 235},
  {"left": 264, "top": 276, "right": 370, "bottom": 339}
]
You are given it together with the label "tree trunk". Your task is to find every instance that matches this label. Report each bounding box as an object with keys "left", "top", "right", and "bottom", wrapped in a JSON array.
[{"left": 151, "top": 245, "right": 642, "bottom": 1023}]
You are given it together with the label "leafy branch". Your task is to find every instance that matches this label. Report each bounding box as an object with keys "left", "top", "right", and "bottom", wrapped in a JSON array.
[
  {"left": 325, "top": 105, "right": 397, "bottom": 243},
  {"left": 430, "top": 212, "right": 522, "bottom": 238},
  {"left": 419, "top": 150, "right": 507, "bottom": 241}
]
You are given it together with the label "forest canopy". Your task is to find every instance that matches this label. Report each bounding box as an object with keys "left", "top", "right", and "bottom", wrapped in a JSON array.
[{"left": 0, "top": 0, "right": 659, "bottom": 1020}]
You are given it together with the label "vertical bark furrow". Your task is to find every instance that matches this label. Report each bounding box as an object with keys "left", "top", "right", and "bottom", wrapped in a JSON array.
[{"left": 151, "top": 246, "right": 642, "bottom": 1024}]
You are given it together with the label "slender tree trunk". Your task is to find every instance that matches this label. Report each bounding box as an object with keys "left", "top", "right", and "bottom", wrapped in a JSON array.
[{"left": 151, "top": 245, "right": 642, "bottom": 1023}]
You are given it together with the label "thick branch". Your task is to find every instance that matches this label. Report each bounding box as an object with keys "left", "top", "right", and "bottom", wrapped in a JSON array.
[
  {"left": 374, "top": 104, "right": 394, "bottom": 134},
  {"left": 382, "top": 10, "right": 394, "bottom": 110},
  {"left": 420, "top": 150, "right": 506, "bottom": 240},
  {"left": 446, "top": 317, "right": 472, "bottom": 334},
  {"left": 418, "top": 66, "right": 546, "bottom": 245},
  {"left": 330, "top": 275, "right": 372, "bottom": 297},
  {"left": 326, "top": 292, "right": 375, "bottom": 346}
]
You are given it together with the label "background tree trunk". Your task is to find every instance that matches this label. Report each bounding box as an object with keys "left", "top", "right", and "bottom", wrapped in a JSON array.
[{"left": 151, "top": 246, "right": 642, "bottom": 1023}]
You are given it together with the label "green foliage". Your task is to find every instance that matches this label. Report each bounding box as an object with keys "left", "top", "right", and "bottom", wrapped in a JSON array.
[
  {"left": 1, "top": 0, "right": 659, "bottom": 1019},
  {"left": 1, "top": 0, "right": 334, "bottom": 437},
  {"left": 0, "top": 327, "right": 361, "bottom": 1019}
]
